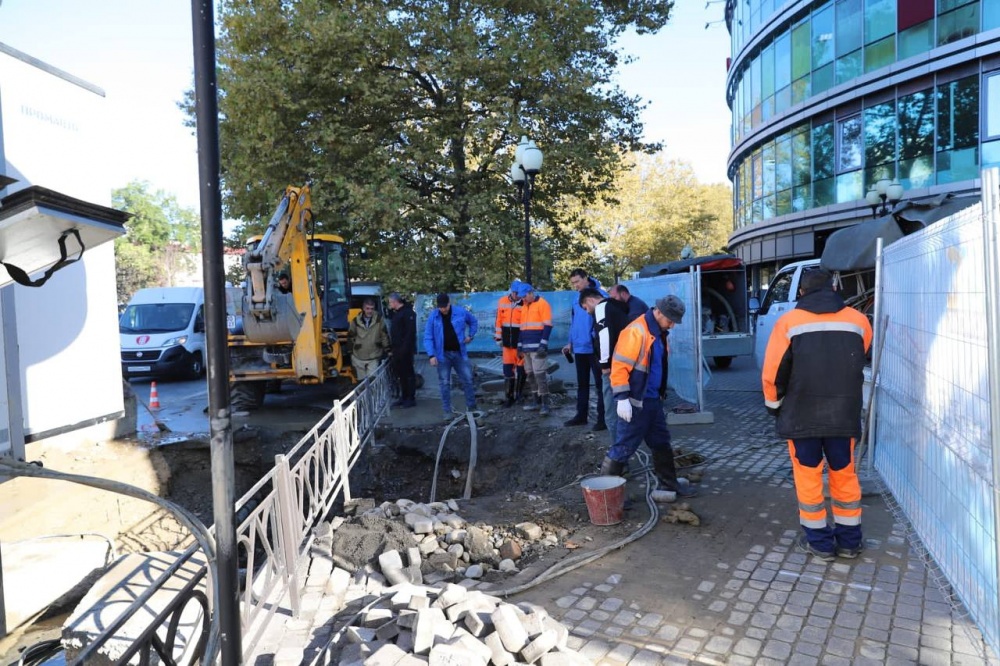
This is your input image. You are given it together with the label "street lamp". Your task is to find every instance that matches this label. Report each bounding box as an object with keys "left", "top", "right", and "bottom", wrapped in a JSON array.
[
  {"left": 865, "top": 178, "right": 904, "bottom": 218},
  {"left": 511, "top": 135, "right": 543, "bottom": 284}
]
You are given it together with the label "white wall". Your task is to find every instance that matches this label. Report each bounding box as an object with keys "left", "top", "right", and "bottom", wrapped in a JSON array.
[{"left": 0, "top": 47, "right": 124, "bottom": 440}]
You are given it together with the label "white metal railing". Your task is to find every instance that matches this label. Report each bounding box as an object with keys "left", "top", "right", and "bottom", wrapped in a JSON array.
[{"left": 234, "top": 364, "right": 391, "bottom": 661}]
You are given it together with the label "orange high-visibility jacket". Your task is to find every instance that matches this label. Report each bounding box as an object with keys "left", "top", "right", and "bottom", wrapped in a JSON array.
[
  {"left": 518, "top": 297, "right": 552, "bottom": 352},
  {"left": 762, "top": 290, "right": 872, "bottom": 439},
  {"left": 610, "top": 312, "right": 666, "bottom": 409},
  {"left": 494, "top": 294, "right": 522, "bottom": 348}
]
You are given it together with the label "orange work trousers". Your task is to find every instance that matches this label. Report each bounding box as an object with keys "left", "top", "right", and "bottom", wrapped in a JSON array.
[{"left": 788, "top": 437, "right": 863, "bottom": 552}]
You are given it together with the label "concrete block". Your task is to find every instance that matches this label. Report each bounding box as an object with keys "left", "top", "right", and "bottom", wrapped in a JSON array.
[
  {"left": 492, "top": 604, "right": 529, "bottom": 653},
  {"left": 542, "top": 617, "right": 569, "bottom": 648},
  {"left": 447, "top": 529, "right": 468, "bottom": 545},
  {"left": 666, "top": 410, "right": 714, "bottom": 425},
  {"left": 514, "top": 522, "right": 542, "bottom": 540},
  {"left": 340, "top": 643, "right": 365, "bottom": 666},
  {"left": 447, "top": 499, "right": 460, "bottom": 512},
  {"left": 397, "top": 610, "right": 418, "bottom": 629},
  {"left": 362, "top": 608, "right": 394, "bottom": 628},
  {"left": 396, "top": 629, "right": 415, "bottom": 652},
  {"left": 375, "top": 619, "right": 401, "bottom": 642},
  {"left": 418, "top": 537, "right": 441, "bottom": 556},
  {"left": 463, "top": 610, "right": 493, "bottom": 637},
  {"left": 442, "top": 515, "right": 465, "bottom": 529},
  {"left": 521, "top": 612, "right": 545, "bottom": 638},
  {"left": 538, "top": 652, "right": 576, "bottom": 666},
  {"left": 347, "top": 626, "right": 378, "bottom": 644},
  {"left": 274, "top": 646, "right": 304, "bottom": 666},
  {"left": 414, "top": 608, "right": 448, "bottom": 655},
  {"left": 405, "top": 564, "right": 424, "bottom": 585},
  {"left": 409, "top": 595, "right": 430, "bottom": 610},
  {"left": 484, "top": 631, "right": 515, "bottom": 666},
  {"left": 383, "top": 566, "right": 411, "bottom": 586},
  {"left": 434, "top": 583, "right": 468, "bottom": 609},
  {"left": 364, "top": 642, "right": 407, "bottom": 666},
  {"left": 444, "top": 599, "right": 473, "bottom": 623},
  {"left": 396, "top": 656, "right": 428, "bottom": 666},
  {"left": 379, "top": 550, "right": 405, "bottom": 572},
  {"left": 391, "top": 589, "right": 413, "bottom": 610},
  {"left": 520, "top": 629, "right": 558, "bottom": 663},
  {"left": 428, "top": 643, "right": 487, "bottom": 666},
  {"left": 407, "top": 547, "right": 422, "bottom": 568}
]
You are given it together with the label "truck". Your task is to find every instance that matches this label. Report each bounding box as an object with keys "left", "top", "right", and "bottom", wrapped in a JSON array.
[
  {"left": 227, "top": 184, "right": 357, "bottom": 410},
  {"left": 119, "top": 286, "right": 207, "bottom": 379},
  {"left": 750, "top": 260, "right": 876, "bottom": 368},
  {"left": 639, "top": 254, "right": 753, "bottom": 369}
]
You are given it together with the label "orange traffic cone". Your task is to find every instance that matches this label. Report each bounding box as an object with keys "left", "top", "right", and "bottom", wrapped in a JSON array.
[{"left": 149, "top": 381, "right": 161, "bottom": 410}]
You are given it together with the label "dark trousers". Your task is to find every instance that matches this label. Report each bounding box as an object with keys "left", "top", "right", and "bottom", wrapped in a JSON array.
[
  {"left": 608, "top": 397, "right": 678, "bottom": 488},
  {"left": 572, "top": 352, "right": 605, "bottom": 423},
  {"left": 391, "top": 354, "right": 416, "bottom": 400}
]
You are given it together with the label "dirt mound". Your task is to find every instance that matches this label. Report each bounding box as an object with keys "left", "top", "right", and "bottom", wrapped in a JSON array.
[{"left": 323, "top": 514, "right": 419, "bottom": 572}]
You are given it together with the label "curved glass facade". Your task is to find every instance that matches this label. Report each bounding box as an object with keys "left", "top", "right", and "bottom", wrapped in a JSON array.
[{"left": 726, "top": 0, "right": 1000, "bottom": 270}]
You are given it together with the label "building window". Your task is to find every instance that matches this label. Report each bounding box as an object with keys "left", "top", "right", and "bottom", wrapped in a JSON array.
[
  {"left": 864, "top": 0, "right": 896, "bottom": 44},
  {"left": 813, "top": 122, "right": 836, "bottom": 206},
  {"left": 864, "top": 101, "right": 897, "bottom": 188},
  {"left": 986, "top": 71, "right": 1000, "bottom": 139},
  {"left": 986, "top": 0, "right": 1000, "bottom": 31},
  {"left": 836, "top": 0, "right": 864, "bottom": 56},
  {"left": 813, "top": 4, "right": 835, "bottom": 70},
  {"left": 792, "top": 125, "right": 812, "bottom": 211},
  {"left": 837, "top": 115, "right": 864, "bottom": 203},
  {"left": 936, "top": 74, "right": 980, "bottom": 183},
  {"left": 898, "top": 88, "right": 936, "bottom": 188},
  {"left": 864, "top": 34, "right": 896, "bottom": 72},
  {"left": 898, "top": 20, "right": 935, "bottom": 60},
  {"left": 938, "top": 0, "right": 981, "bottom": 45},
  {"left": 762, "top": 45, "right": 775, "bottom": 122}
]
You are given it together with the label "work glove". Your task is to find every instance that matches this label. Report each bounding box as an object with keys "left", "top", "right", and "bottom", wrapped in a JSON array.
[
  {"left": 616, "top": 399, "right": 633, "bottom": 423},
  {"left": 535, "top": 345, "right": 548, "bottom": 359},
  {"left": 495, "top": 338, "right": 502, "bottom": 347}
]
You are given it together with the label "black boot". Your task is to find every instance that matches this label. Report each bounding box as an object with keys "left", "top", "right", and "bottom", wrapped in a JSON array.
[
  {"left": 515, "top": 369, "right": 527, "bottom": 402},
  {"left": 600, "top": 456, "right": 626, "bottom": 477},
  {"left": 652, "top": 449, "right": 695, "bottom": 496},
  {"left": 539, "top": 394, "right": 551, "bottom": 415},
  {"left": 502, "top": 378, "right": 515, "bottom": 408},
  {"left": 523, "top": 394, "right": 540, "bottom": 411}
]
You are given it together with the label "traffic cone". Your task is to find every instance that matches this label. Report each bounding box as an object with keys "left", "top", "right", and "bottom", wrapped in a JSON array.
[{"left": 149, "top": 381, "right": 161, "bottom": 410}]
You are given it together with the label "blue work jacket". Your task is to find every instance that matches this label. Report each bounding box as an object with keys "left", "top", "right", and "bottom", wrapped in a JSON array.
[{"left": 423, "top": 305, "right": 478, "bottom": 359}]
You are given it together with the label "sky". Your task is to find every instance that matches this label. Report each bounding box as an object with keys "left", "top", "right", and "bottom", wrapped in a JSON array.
[{"left": 0, "top": 0, "right": 733, "bottom": 213}]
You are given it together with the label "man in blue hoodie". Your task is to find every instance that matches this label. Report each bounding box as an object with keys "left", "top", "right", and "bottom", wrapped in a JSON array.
[
  {"left": 424, "top": 292, "right": 478, "bottom": 420},
  {"left": 562, "top": 268, "right": 608, "bottom": 430}
]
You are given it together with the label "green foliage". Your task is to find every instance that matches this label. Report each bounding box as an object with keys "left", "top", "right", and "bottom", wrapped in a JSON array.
[
  {"left": 207, "top": 0, "right": 672, "bottom": 294},
  {"left": 555, "top": 154, "right": 733, "bottom": 284},
  {"left": 113, "top": 181, "right": 202, "bottom": 302}
]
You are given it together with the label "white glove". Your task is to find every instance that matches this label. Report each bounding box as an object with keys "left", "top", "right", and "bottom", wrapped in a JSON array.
[{"left": 616, "top": 400, "right": 633, "bottom": 423}]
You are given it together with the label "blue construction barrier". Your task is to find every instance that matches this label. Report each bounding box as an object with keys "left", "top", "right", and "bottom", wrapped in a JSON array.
[{"left": 414, "top": 272, "right": 708, "bottom": 405}]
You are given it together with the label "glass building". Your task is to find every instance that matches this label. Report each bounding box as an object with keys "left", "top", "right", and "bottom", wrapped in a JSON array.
[{"left": 725, "top": 0, "right": 1000, "bottom": 288}]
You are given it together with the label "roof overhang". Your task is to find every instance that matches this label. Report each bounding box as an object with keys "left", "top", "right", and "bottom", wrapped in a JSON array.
[{"left": 0, "top": 185, "right": 128, "bottom": 288}]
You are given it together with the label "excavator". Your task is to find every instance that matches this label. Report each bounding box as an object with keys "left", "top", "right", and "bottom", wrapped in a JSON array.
[{"left": 227, "top": 184, "right": 356, "bottom": 410}]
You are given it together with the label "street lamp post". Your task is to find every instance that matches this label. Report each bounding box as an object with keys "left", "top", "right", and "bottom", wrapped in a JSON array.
[
  {"left": 511, "top": 136, "right": 543, "bottom": 284},
  {"left": 865, "top": 178, "right": 904, "bottom": 218}
]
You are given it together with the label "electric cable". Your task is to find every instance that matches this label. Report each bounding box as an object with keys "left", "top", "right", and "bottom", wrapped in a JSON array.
[
  {"left": 428, "top": 410, "right": 485, "bottom": 503},
  {"left": 0, "top": 457, "right": 221, "bottom": 665}
]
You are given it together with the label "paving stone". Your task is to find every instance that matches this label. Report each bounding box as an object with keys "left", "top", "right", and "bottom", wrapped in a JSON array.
[
  {"left": 889, "top": 627, "right": 920, "bottom": 648},
  {"left": 749, "top": 612, "right": 777, "bottom": 629},
  {"left": 761, "top": 639, "right": 792, "bottom": 660},
  {"left": 605, "top": 642, "right": 636, "bottom": 662},
  {"left": 627, "top": 649, "right": 661, "bottom": 666},
  {"left": 655, "top": 624, "right": 680, "bottom": 642},
  {"left": 673, "top": 637, "right": 701, "bottom": 654},
  {"left": 703, "top": 636, "right": 733, "bottom": 654},
  {"left": 589, "top": 610, "right": 610, "bottom": 622},
  {"left": 599, "top": 597, "right": 624, "bottom": 612},
  {"left": 794, "top": 640, "right": 823, "bottom": 657},
  {"left": 637, "top": 612, "right": 663, "bottom": 628},
  {"left": 918, "top": 647, "right": 953, "bottom": 666},
  {"left": 579, "top": 638, "right": 612, "bottom": 661},
  {"left": 733, "top": 637, "right": 762, "bottom": 657},
  {"left": 555, "top": 596, "right": 578, "bottom": 609},
  {"left": 574, "top": 597, "right": 597, "bottom": 611}
]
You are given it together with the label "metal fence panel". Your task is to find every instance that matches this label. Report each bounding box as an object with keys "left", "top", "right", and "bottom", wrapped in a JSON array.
[{"left": 875, "top": 197, "right": 999, "bottom": 651}]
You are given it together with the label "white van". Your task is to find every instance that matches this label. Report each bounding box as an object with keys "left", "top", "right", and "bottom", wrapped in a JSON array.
[{"left": 119, "top": 286, "right": 206, "bottom": 379}]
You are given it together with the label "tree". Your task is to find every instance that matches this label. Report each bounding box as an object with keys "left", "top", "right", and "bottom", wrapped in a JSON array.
[
  {"left": 207, "top": 0, "right": 672, "bottom": 293},
  {"left": 113, "top": 181, "right": 201, "bottom": 302},
  {"left": 555, "top": 154, "right": 733, "bottom": 283}
]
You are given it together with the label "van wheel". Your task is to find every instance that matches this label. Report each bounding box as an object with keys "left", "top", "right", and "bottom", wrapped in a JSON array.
[
  {"left": 188, "top": 352, "right": 205, "bottom": 379},
  {"left": 231, "top": 381, "right": 266, "bottom": 412},
  {"left": 713, "top": 356, "right": 733, "bottom": 369}
]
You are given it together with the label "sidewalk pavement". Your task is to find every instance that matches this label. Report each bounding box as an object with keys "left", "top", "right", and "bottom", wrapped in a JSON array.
[{"left": 258, "top": 355, "right": 1000, "bottom": 665}]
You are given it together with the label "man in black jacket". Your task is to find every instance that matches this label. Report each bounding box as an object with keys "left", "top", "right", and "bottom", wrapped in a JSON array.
[
  {"left": 388, "top": 292, "right": 418, "bottom": 407},
  {"left": 579, "top": 287, "right": 629, "bottom": 445}
]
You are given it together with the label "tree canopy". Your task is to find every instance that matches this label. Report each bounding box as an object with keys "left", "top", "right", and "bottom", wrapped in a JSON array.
[
  {"left": 553, "top": 154, "right": 733, "bottom": 285},
  {"left": 210, "top": 0, "right": 673, "bottom": 293},
  {"left": 113, "top": 181, "right": 201, "bottom": 303}
]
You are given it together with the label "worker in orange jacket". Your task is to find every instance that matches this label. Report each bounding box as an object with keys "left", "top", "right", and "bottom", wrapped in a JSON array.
[
  {"left": 495, "top": 280, "right": 526, "bottom": 407},
  {"left": 605, "top": 295, "right": 696, "bottom": 498},
  {"left": 762, "top": 268, "right": 872, "bottom": 561},
  {"left": 517, "top": 283, "right": 553, "bottom": 415}
]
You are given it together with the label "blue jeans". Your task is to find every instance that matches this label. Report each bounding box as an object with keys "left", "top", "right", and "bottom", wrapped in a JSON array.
[
  {"left": 436, "top": 351, "right": 477, "bottom": 414},
  {"left": 608, "top": 396, "right": 673, "bottom": 465},
  {"left": 602, "top": 374, "right": 617, "bottom": 444}
]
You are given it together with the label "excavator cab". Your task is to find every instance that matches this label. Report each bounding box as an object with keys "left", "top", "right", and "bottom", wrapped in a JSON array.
[{"left": 311, "top": 234, "right": 351, "bottom": 333}]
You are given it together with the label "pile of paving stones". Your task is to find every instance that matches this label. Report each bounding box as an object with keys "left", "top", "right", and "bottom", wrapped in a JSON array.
[
  {"left": 319, "top": 498, "right": 567, "bottom": 584},
  {"left": 323, "top": 581, "right": 593, "bottom": 665}
]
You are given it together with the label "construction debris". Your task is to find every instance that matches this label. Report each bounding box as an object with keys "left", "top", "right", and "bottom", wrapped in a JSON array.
[
  {"left": 320, "top": 580, "right": 593, "bottom": 665},
  {"left": 661, "top": 502, "right": 700, "bottom": 526}
]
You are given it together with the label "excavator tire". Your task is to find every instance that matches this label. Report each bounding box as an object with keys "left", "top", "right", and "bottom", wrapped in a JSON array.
[{"left": 231, "top": 381, "right": 267, "bottom": 412}]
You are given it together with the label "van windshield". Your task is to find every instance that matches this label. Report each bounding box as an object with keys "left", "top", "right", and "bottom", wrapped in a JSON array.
[{"left": 120, "top": 303, "right": 195, "bottom": 334}]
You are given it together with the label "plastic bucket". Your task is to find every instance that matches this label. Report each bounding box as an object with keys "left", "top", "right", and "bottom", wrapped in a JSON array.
[{"left": 580, "top": 475, "right": 627, "bottom": 525}]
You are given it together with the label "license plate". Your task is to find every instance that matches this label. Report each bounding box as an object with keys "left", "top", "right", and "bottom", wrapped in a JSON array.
[
  {"left": 227, "top": 315, "right": 236, "bottom": 330},
  {"left": 129, "top": 366, "right": 151, "bottom": 372}
]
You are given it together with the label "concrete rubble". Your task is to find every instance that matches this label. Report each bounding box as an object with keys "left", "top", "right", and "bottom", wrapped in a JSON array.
[
  {"left": 319, "top": 579, "right": 593, "bottom": 666},
  {"left": 312, "top": 498, "right": 570, "bottom": 585}
]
